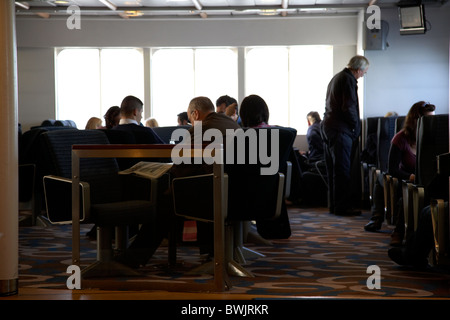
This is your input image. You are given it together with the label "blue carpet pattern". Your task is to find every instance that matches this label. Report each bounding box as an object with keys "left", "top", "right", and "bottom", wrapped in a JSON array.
[{"left": 18, "top": 207, "right": 450, "bottom": 298}]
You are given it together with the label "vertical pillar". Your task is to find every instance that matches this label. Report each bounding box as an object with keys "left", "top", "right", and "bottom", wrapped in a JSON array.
[{"left": 0, "top": 1, "right": 19, "bottom": 296}]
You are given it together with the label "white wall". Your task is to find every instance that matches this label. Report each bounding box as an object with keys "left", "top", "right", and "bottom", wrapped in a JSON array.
[
  {"left": 364, "top": 6, "right": 450, "bottom": 118},
  {"left": 17, "top": 48, "right": 55, "bottom": 131}
]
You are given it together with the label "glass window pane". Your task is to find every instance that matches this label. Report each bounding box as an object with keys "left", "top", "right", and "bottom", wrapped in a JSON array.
[
  {"left": 246, "top": 46, "right": 333, "bottom": 134},
  {"left": 195, "top": 48, "right": 238, "bottom": 104},
  {"left": 100, "top": 49, "right": 144, "bottom": 120},
  {"left": 151, "top": 49, "right": 194, "bottom": 127},
  {"left": 245, "top": 47, "right": 289, "bottom": 128},
  {"left": 56, "top": 48, "right": 144, "bottom": 129},
  {"left": 289, "top": 46, "right": 333, "bottom": 134},
  {"left": 56, "top": 49, "right": 100, "bottom": 129}
]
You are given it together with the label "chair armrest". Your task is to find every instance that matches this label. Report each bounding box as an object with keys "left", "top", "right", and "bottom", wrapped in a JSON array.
[
  {"left": 412, "top": 185, "right": 425, "bottom": 232},
  {"left": 43, "top": 175, "right": 90, "bottom": 224},
  {"left": 382, "top": 173, "right": 392, "bottom": 221},
  {"left": 368, "top": 166, "right": 378, "bottom": 202},
  {"left": 284, "top": 161, "right": 292, "bottom": 199},
  {"left": 402, "top": 180, "right": 414, "bottom": 238},
  {"left": 274, "top": 173, "right": 285, "bottom": 220},
  {"left": 389, "top": 176, "right": 399, "bottom": 225},
  {"left": 430, "top": 199, "right": 449, "bottom": 265},
  {"left": 172, "top": 173, "right": 216, "bottom": 223}
]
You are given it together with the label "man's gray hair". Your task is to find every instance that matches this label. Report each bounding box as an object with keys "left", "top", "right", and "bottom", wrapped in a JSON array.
[
  {"left": 189, "top": 96, "right": 215, "bottom": 113},
  {"left": 347, "top": 55, "right": 370, "bottom": 71}
]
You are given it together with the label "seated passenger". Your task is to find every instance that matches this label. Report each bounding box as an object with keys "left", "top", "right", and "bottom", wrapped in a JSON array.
[
  {"left": 85, "top": 117, "right": 102, "bottom": 130},
  {"left": 112, "top": 95, "right": 164, "bottom": 144},
  {"left": 303, "top": 111, "right": 324, "bottom": 163},
  {"left": 239, "top": 94, "right": 271, "bottom": 128},
  {"left": 298, "top": 111, "right": 325, "bottom": 175},
  {"left": 103, "top": 106, "right": 120, "bottom": 129},
  {"left": 116, "top": 96, "right": 241, "bottom": 266},
  {"left": 177, "top": 111, "right": 190, "bottom": 126},
  {"left": 239, "top": 94, "right": 292, "bottom": 239},
  {"left": 145, "top": 118, "right": 159, "bottom": 128},
  {"left": 364, "top": 102, "right": 435, "bottom": 245}
]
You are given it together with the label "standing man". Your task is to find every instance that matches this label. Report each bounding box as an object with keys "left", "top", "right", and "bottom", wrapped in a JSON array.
[{"left": 321, "top": 55, "right": 369, "bottom": 216}]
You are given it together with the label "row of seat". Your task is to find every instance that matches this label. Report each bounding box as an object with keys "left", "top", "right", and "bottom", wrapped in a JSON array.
[
  {"left": 362, "top": 114, "right": 450, "bottom": 267},
  {"left": 19, "top": 125, "right": 297, "bottom": 291},
  {"left": 395, "top": 115, "right": 449, "bottom": 267},
  {"left": 18, "top": 124, "right": 193, "bottom": 224},
  {"left": 360, "top": 115, "right": 404, "bottom": 211}
]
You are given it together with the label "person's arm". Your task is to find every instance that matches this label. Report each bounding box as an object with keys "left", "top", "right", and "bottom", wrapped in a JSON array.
[
  {"left": 341, "top": 78, "right": 360, "bottom": 133},
  {"left": 388, "top": 144, "right": 414, "bottom": 181}
]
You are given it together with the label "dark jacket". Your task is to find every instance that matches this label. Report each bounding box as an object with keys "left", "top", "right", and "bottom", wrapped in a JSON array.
[
  {"left": 112, "top": 123, "right": 165, "bottom": 144},
  {"left": 306, "top": 121, "right": 324, "bottom": 162},
  {"left": 322, "top": 68, "right": 361, "bottom": 141}
]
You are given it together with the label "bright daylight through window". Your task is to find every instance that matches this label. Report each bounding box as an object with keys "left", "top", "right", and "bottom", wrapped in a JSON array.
[
  {"left": 151, "top": 48, "right": 238, "bottom": 127},
  {"left": 56, "top": 48, "right": 144, "bottom": 129},
  {"left": 56, "top": 46, "right": 332, "bottom": 134}
]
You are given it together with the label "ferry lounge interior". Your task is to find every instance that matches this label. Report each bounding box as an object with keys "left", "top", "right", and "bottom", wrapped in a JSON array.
[{"left": 1, "top": 0, "right": 450, "bottom": 307}]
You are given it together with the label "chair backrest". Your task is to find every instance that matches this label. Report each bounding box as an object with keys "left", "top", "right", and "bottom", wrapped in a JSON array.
[
  {"left": 415, "top": 114, "right": 449, "bottom": 198},
  {"left": 377, "top": 116, "right": 398, "bottom": 172},
  {"left": 54, "top": 119, "right": 77, "bottom": 128},
  {"left": 40, "top": 129, "right": 123, "bottom": 204},
  {"left": 365, "top": 117, "right": 380, "bottom": 145},
  {"left": 152, "top": 125, "right": 191, "bottom": 144},
  {"left": 99, "top": 129, "right": 138, "bottom": 169},
  {"left": 99, "top": 128, "right": 136, "bottom": 144},
  {"left": 172, "top": 173, "right": 215, "bottom": 222},
  {"left": 395, "top": 116, "right": 406, "bottom": 133},
  {"left": 41, "top": 119, "right": 56, "bottom": 127},
  {"left": 224, "top": 126, "right": 295, "bottom": 221},
  {"left": 172, "top": 126, "right": 295, "bottom": 222}
]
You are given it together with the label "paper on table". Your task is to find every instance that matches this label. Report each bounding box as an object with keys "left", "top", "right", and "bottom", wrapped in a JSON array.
[{"left": 119, "top": 161, "right": 173, "bottom": 179}]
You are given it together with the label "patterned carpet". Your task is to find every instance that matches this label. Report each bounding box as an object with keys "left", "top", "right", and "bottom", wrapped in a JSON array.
[{"left": 18, "top": 206, "right": 450, "bottom": 298}]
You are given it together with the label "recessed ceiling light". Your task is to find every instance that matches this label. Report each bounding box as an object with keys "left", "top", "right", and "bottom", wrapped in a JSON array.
[
  {"left": 124, "top": 10, "right": 144, "bottom": 17},
  {"left": 15, "top": 2, "right": 30, "bottom": 10}
]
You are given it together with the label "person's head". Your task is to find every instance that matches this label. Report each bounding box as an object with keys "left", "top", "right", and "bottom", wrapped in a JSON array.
[
  {"left": 307, "top": 111, "right": 321, "bottom": 126},
  {"left": 384, "top": 111, "right": 398, "bottom": 117},
  {"left": 225, "top": 103, "right": 239, "bottom": 121},
  {"left": 145, "top": 118, "right": 159, "bottom": 128},
  {"left": 120, "top": 95, "right": 144, "bottom": 124},
  {"left": 188, "top": 96, "right": 215, "bottom": 123},
  {"left": 177, "top": 111, "right": 190, "bottom": 126},
  {"left": 216, "top": 95, "right": 237, "bottom": 113},
  {"left": 403, "top": 101, "right": 436, "bottom": 144},
  {"left": 347, "top": 55, "right": 370, "bottom": 79},
  {"left": 239, "top": 94, "right": 270, "bottom": 128},
  {"left": 85, "top": 117, "right": 102, "bottom": 130},
  {"left": 103, "top": 106, "right": 120, "bottom": 129}
]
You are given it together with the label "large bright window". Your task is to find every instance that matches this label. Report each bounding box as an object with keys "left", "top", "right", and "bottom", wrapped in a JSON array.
[
  {"left": 246, "top": 46, "right": 333, "bottom": 134},
  {"left": 55, "top": 46, "right": 332, "bottom": 134},
  {"left": 151, "top": 48, "right": 238, "bottom": 127},
  {"left": 56, "top": 48, "right": 144, "bottom": 129}
]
